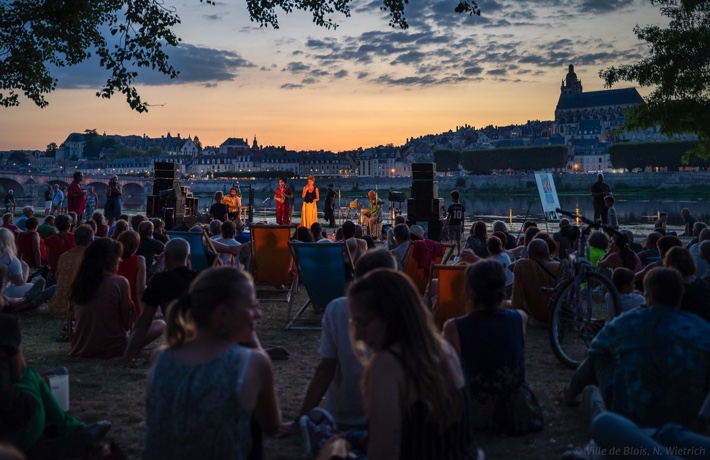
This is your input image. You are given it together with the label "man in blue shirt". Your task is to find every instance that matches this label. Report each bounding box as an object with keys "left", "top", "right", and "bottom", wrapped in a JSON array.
[
  {"left": 50, "top": 184, "right": 64, "bottom": 215},
  {"left": 681, "top": 208, "right": 699, "bottom": 237},
  {"left": 564, "top": 267, "right": 710, "bottom": 430}
]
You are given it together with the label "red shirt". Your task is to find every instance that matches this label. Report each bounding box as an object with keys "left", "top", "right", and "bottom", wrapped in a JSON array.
[
  {"left": 17, "top": 231, "right": 47, "bottom": 267},
  {"left": 45, "top": 232, "right": 76, "bottom": 273},
  {"left": 68, "top": 182, "right": 86, "bottom": 217}
]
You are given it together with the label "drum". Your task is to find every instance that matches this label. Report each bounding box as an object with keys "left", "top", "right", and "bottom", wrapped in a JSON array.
[{"left": 349, "top": 200, "right": 359, "bottom": 209}]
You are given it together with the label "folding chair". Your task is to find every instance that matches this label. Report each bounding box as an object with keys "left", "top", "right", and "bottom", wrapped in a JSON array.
[
  {"left": 167, "top": 229, "right": 222, "bottom": 272},
  {"left": 402, "top": 241, "right": 455, "bottom": 295},
  {"left": 427, "top": 264, "right": 468, "bottom": 330},
  {"left": 250, "top": 224, "right": 296, "bottom": 302},
  {"left": 286, "top": 241, "right": 354, "bottom": 330}
]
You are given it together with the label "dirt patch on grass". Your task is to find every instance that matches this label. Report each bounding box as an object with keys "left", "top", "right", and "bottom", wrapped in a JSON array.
[{"left": 19, "top": 289, "right": 589, "bottom": 460}]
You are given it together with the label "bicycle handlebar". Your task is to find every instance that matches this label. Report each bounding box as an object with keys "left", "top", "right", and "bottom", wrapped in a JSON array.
[{"left": 555, "top": 208, "right": 625, "bottom": 237}]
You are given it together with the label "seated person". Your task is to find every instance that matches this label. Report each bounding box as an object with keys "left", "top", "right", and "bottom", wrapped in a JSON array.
[
  {"left": 637, "top": 231, "right": 662, "bottom": 266},
  {"left": 586, "top": 231, "right": 609, "bottom": 267},
  {"left": 606, "top": 267, "right": 645, "bottom": 318},
  {"left": 389, "top": 223, "right": 410, "bottom": 270},
  {"left": 16, "top": 217, "right": 46, "bottom": 269},
  {"left": 635, "top": 235, "right": 683, "bottom": 290},
  {"left": 289, "top": 249, "right": 396, "bottom": 431},
  {"left": 564, "top": 267, "right": 710, "bottom": 431},
  {"left": 70, "top": 239, "right": 149, "bottom": 359},
  {"left": 0, "top": 266, "right": 111, "bottom": 458},
  {"left": 465, "top": 221, "right": 488, "bottom": 259},
  {"left": 342, "top": 221, "right": 367, "bottom": 267},
  {"left": 511, "top": 239, "right": 560, "bottom": 322},
  {"left": 663, "top": 247, "right": 710, "bottom": 324},
  {"left": 443, "top": 260, "right": 542, "bottom": 435},
  {"left": 599, "top": 233, "right": 642, "bottom": 273}
]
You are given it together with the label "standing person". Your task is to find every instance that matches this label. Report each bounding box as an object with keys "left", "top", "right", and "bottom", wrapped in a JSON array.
[
  {"left": 143, "top": 267, "right": 282, "bottom": 459},
  {"left": 50, "top": 184, "right": 63, "bottom": 216},
  {"left": 60, "top": 186, "right": 68, "bottom": 215},
  {"left": 67, "top": 171, "right": 87, "bottom": 223},
  {"left": 104, "top": 176, "right": 123, "bottom": 227},
  {"left": 274, "top": 177, "right": 293, "bottom": 225},
  {"left": 605, "top": 195, "right": 619, "bottom": 230},
  {"left": 43, "top": 184, "right": 53, "bottom": 217},
  {"left": 591, "top": 173, "right": 611, "bottom": 224},
  {"left": 323, "top": 184, "right": 336, "bottom": 229},
  {"left": 342, "top": 269, "right": 481, "bottom": 459},
  {"left": 365, "top": 190, "right": 383, "bottom": 240},
  {"left": 84, "top": 186, "right": 98, "bottom": 222},
  {"left": 4, "top": 189, "right": 16, "bottom": 214},
  {"left": 445, "top": 190, "right": 466, "bottom": 256},
  {"left": 301, "top": 175, "right": 319, "bottom": 230},
  {"left": 222, "top": 187, "right": 241, "bottom": 221},
  {"left": 210, "top": 191, "right": 229, "bottom": 223}
]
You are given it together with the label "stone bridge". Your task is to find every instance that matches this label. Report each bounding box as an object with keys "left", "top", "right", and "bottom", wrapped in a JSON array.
[{"left": 0, "top": 171, "right": 152, "bottom": 209}]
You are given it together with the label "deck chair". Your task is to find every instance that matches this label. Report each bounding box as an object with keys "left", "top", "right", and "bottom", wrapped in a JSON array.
[
  {"left": 402, "top": 240, "right": 454, "bottom": 295},
  {"left": 167, "top": 229, "right": 222, "bottom": 272},
  {"left": 251, "top": 224, "right": 296, "bottom": 302},
  {"left": 427, "top": 264, "right": 468, "bottom": 330},
  {"left": 286, "top": 241, "right": 354, "bottom": 330}
]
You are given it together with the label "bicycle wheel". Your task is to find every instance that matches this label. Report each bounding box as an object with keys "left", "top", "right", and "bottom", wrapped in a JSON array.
[{"left": 549, "top": 271, "right": 620, "bottom": 369}]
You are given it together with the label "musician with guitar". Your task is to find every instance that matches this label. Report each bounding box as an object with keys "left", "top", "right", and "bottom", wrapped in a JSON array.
[
  {"left": 365, "top": 190, "right": 383, "bottom": 240},
  {"left": 274, "top": 177, "right": 293, "bottom": 225},
  {"left": 222, "top": 186, "right": 242, "bottom": 221}
]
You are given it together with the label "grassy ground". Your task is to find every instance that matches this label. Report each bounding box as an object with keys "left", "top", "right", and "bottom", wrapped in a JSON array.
[{"left": 18, "top": 284, "right": 591, "bottom": 460}]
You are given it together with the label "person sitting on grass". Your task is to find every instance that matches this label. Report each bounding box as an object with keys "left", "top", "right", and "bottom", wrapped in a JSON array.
[
  {"left": 443, "top": 260, "right": 543, "bottom": 436},
  {"left": 48, "top": 225, "right": 94, "bottom": 319},
  {"left": 465, "top": 221, "right": 488, "bottom": 259},
  {"left": 0, "top": 265, "right": 112, "bottom": 459},
  {"left": 289, "top": 249, "right": 396, "bottom": 433},
  {"left": 16, "top": 217, "right": 46, "bottom": 270},
  {"left": 511, "top": 239, "right": 560, "bottom": 323},
  {"left": 563, "top": 267, "right": 710, "bottom": 431},
  {"left": 663, "top": 247, "right": 710, "bottom": 324},
  {"left": 143, "top": 267, "right": 282, "bottom": 460},
  {"left": 606, "top": 267, "right": 645, "bottom": 319},
  {"left": 70, "top": 239, "right": 142, "bottom": 359},
  {"left": 44, "top": 214, "right": 75, "bottom": 284},
  {"left": 634, "top": 235, "right": 683, "bottom": 290},
  {"left": 598, "top": 233, "right": 642, "bottom": 273}
]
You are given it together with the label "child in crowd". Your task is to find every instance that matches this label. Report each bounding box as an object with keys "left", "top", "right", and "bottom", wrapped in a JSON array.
[
  {"left": 605, "top": 195, "right": 618, "bottom": 230},
  {"left": 606, "top": 267, "right": 645, "bottom": 318},
  {"left": 445, "top": 190, "right": 466, "bottom": 257}
]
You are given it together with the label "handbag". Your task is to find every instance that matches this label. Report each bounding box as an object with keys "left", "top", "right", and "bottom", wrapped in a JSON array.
[{"left": 508, "top": 383, "right": 544, "bottom": 435}]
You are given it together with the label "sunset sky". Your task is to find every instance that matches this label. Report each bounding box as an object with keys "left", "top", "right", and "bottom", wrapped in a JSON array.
[{"left": 0, "top": 0, "right": 663, "bottom": 152}]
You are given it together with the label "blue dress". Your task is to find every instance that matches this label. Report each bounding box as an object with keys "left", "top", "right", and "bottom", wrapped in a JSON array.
[
  {"left": 454, "top": 309, "right": 542, "bottom": 435},
  {"left": 144, "top": 345, "right": 254, "bottom": 459},
  {"left": 104, "top": 185, "right": 122, "bottom": 219}
]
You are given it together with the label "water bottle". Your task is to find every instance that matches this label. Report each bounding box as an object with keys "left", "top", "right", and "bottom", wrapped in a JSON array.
[{"left": 45, "top": 367, "right": 70, "bottom": 411}]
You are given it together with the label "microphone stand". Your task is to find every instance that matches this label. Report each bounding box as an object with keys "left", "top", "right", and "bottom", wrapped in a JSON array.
[
  {"left": 263, "top": 197, "right": 269, "bottom": 223},
  {"left": 337, "top": 185, "right": 342, "bottom": 226}
]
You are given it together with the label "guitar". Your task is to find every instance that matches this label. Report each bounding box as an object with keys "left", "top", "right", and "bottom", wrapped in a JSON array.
[{"left": 275, "top": 187, "right": 292, "bottom": 204}]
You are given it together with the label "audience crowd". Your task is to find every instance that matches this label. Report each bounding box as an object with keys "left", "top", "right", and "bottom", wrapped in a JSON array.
[{"left": 2, "top": 178, "right": 710, "bottom": 460}]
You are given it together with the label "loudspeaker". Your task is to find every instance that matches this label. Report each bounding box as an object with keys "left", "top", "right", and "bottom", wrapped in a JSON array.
[
  {"left": 412, "top": 163, "right": 436, "bottom": 181},
  {"left": 154, "top": 179, "right": 174, "bottom": 194},
  {"left": 154, "top": 162, "right": 179, "bottom": 179},
  {"left": 146, "top": 196, "right": 159, "bottom": 218},
  {"left": 164, "top": 208, "right": 175, "bottom": 230},
  {"left": 407, "top": 198, "right": 444, "bottom": 220},
  {"left": 410, "top": 181, "right": 438, "bottom": 201}
]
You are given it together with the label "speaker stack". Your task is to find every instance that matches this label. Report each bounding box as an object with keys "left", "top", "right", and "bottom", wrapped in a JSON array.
[{"left": 407, "top": 163, "right": 445, "bottom": 240}]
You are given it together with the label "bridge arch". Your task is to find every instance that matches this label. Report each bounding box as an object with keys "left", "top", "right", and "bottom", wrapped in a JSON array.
[
  {"left": 0, "top": 178, "right": 24, "bottom": 196},
  {"left": 123, "top": 183, "right": 146, "bottom": 208}
]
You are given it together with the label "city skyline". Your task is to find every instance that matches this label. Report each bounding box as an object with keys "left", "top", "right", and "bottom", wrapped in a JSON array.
[{"left": 0, "top": 0, "right": 663, "bottom": 152}]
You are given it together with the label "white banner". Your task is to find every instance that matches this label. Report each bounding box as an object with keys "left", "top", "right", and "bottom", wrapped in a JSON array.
[{"left": 534, "top": 172, "right": 561, "bottom": 221}]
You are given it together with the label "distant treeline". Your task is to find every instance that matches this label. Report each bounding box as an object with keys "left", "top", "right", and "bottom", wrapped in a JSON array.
[
  {"left": 609, "top": 141, "right": 706, "bottom": 170},
  {"left": 434, "top": 146, "right": 568, "bottom": 174}
]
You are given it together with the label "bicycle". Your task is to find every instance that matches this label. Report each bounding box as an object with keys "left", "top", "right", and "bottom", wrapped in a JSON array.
[{"left": 548, "top": 208, "right": 622, "bottom": 369}]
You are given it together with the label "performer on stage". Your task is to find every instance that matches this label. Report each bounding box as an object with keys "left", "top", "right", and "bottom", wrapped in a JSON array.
[
  {"left": 366, "top": 190, "right": 383, "bottom": 240},
  {"left": 274, "top": 177, "right": 293, "bottom": 225},
  {"left": 300, "top": 175, "right": 319, "bottom": 229},
  {"left": 222, "top": 187, "right": 241, "bottom": 220},
  {"left": 323, "top": 183, "right": 336, "bottom": 229}
]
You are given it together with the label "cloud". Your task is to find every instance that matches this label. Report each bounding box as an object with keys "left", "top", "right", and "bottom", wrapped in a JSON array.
[
  {"left": 280, "top": 83, "right": 304, "bottom": 90},
  {"left": 52, "top": 43, "right": 254, "bottom": 88},
  {"left": 333, "top": 69, "right": 348, "bottom": 78},
  {"left": 282, "top": 61, "right": 311, "bottom": 73}
]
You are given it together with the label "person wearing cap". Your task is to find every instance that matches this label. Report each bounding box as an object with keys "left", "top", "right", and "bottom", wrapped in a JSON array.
[
  {"left": 323, "top": 184, "right": 336, "bottom": 229},
  {"left": 274, "top": 177, "right": 293, "bottom": 225},
  {"left": 301, "top": 175, "right": 319, "bottom": 230}
]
